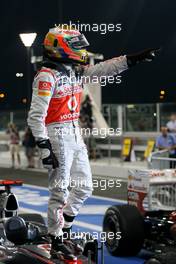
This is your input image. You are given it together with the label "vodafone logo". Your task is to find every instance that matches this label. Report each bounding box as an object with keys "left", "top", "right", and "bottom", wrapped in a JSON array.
[
  {"left": 68, "top": 96, "right": 78, "bottom": 111},
  {"left": 38, "top": 81, "right": 51, "bottom": 90},
  {"left": 60, "top": 112, "right": 79, "bottom": 120}
]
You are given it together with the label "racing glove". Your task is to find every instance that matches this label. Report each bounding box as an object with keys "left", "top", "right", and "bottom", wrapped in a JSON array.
[
  {"left": 126, "top": 48, "right": 160, "bottom": 67},
  {"left": 36, "top": 139, "right": 59, "bottom": 169}
]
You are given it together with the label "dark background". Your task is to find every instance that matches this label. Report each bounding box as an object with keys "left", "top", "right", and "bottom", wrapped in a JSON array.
[{"left": 0, "top": 0, "right": 175, "bottom": 110}]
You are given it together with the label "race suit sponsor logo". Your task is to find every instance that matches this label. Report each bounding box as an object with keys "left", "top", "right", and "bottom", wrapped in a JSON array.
[
  {"left": 68, "top": 96, "right": 78, "bottom": 111},
  {"left": 56, "top": 84, "right": 82, "bottom": 97},
  {"left": 38, "top": 81, "right": 52, "bottom": 90},
  {"left": 38, "top": 91, "right": 51, "bottom": 97},
  {"left": 60, "top": 112, "right": 80, "bottom": 120}
]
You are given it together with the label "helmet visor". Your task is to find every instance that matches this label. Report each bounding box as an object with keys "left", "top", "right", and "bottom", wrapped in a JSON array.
[{"left": 69, "top": 34, "right": 89, "bottom": 50}]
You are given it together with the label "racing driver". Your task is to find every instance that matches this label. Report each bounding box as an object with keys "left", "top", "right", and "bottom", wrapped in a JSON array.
[{"left": 28, "top": 25, "right": 159, "bottom": 260}]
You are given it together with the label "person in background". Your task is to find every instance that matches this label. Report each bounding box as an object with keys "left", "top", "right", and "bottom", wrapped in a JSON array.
[
  {"left": 80, "top": 95, "right": 96, "bottom": 159},
  {"left": 6, "top": 123, "right": 21, "bottom": 168},
  {"left": 156, "top": 126, "right": 176, "bottom": 168},
  {"left": 166, "top": 114, "right": 176, "bottom": 134},
  {"left": 23, "top": 127, "right": 36, "bottom": 168},
  {"left": 80, "top": 95, "right": 94, "bottom": 129}
]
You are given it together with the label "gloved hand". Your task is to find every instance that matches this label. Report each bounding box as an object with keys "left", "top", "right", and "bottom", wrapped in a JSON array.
[
  {"left": 36, "top": 139, "right": 59, "bottom": 169},
  {"left": 126, "top": 48, "right": 160, "bottom": 67}
]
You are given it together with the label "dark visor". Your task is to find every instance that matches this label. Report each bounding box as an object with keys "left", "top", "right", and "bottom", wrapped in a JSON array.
[{"left": 69, "top": 34, "right": 89, "bottom": 49}]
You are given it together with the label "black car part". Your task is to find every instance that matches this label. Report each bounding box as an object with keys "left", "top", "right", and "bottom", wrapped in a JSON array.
[
  {"left": 5, "top": 216, "right": 40, "bottom": 245},
  {"left": 103, "top": 204, "right": 145, "bottom": 256},
  {"left": 18, "top": 213, "right": 46, "bottom": 226},
  {"left": 145, "top": 252, "right": 176, "bottom": 264}
]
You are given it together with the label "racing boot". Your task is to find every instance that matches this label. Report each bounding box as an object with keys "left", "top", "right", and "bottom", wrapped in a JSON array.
[
  {"left": 49, "top": 234, "right": 77, "bottom": 261},
  {"left": 62, "top": 226, "right": 84, "bottom": 254},
  {"left": 63, "top": 213, "right": 84, "bottom": 253},
  {"left": 62, "top": 226, "right": 72, "bottom": 240}
]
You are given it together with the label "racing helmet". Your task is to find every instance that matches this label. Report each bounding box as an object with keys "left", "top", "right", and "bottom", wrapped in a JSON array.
[{"left": 43, "top": 25, "right": 89, "bottom": 64}]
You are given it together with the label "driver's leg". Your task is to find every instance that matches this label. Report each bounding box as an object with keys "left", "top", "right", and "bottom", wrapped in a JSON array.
[
  {"left": 47, "top": 131, "right": 77, "bottom": 260},
  {"left": 63, "top": 144, "right": 93, "bottom": 235}
]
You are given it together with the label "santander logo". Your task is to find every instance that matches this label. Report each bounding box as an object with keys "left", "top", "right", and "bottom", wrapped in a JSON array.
[{"left": 56, "top": 85, "right": 82, "bottom": 97}]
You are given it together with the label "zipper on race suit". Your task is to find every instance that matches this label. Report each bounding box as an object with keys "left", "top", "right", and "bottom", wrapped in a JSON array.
[
  {"left": 70, "top": 70, "right": 77, "bottom": 143},
  {"left": 60, "top": 64, "right": 78, "bottom": 144}
]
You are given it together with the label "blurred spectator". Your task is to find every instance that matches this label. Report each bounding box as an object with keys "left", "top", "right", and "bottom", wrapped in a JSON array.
[
  {"left": 166, "top": 114, "right": 176, "bottom": 134},
  {"left": 80, "top": 95, "right": 97, "bottom": 159},
  {"left": 80, "top": 95, "right": 94, "bottom": 129},
  {"left": 23, "top": 127, "right": 36, "bottom": 168},
  {"left": 6, "top": 123, "right": 21, "bottom": 168},
  {"left": 156, "top": 126, "right": 176, "bottom": 167},
  {"left": 79, "top": 115, "right": 88, "bottom": 129}
]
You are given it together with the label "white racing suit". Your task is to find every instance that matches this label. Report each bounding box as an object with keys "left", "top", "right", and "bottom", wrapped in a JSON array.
[{"left": 27, "top": 56, "right": 128, "bottom": 237}]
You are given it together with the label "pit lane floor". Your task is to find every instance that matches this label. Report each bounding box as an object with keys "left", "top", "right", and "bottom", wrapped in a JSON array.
[{"left": 0, "top": 167, "right": 145, "bottom": 264}]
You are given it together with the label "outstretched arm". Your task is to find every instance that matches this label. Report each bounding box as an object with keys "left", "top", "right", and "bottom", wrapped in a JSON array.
[
  {"left": 83, "top": 48, "right": 159, "bottom": 79},
  {"left": 83, "top": 56, "right": 128, "bottom": 78}
]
